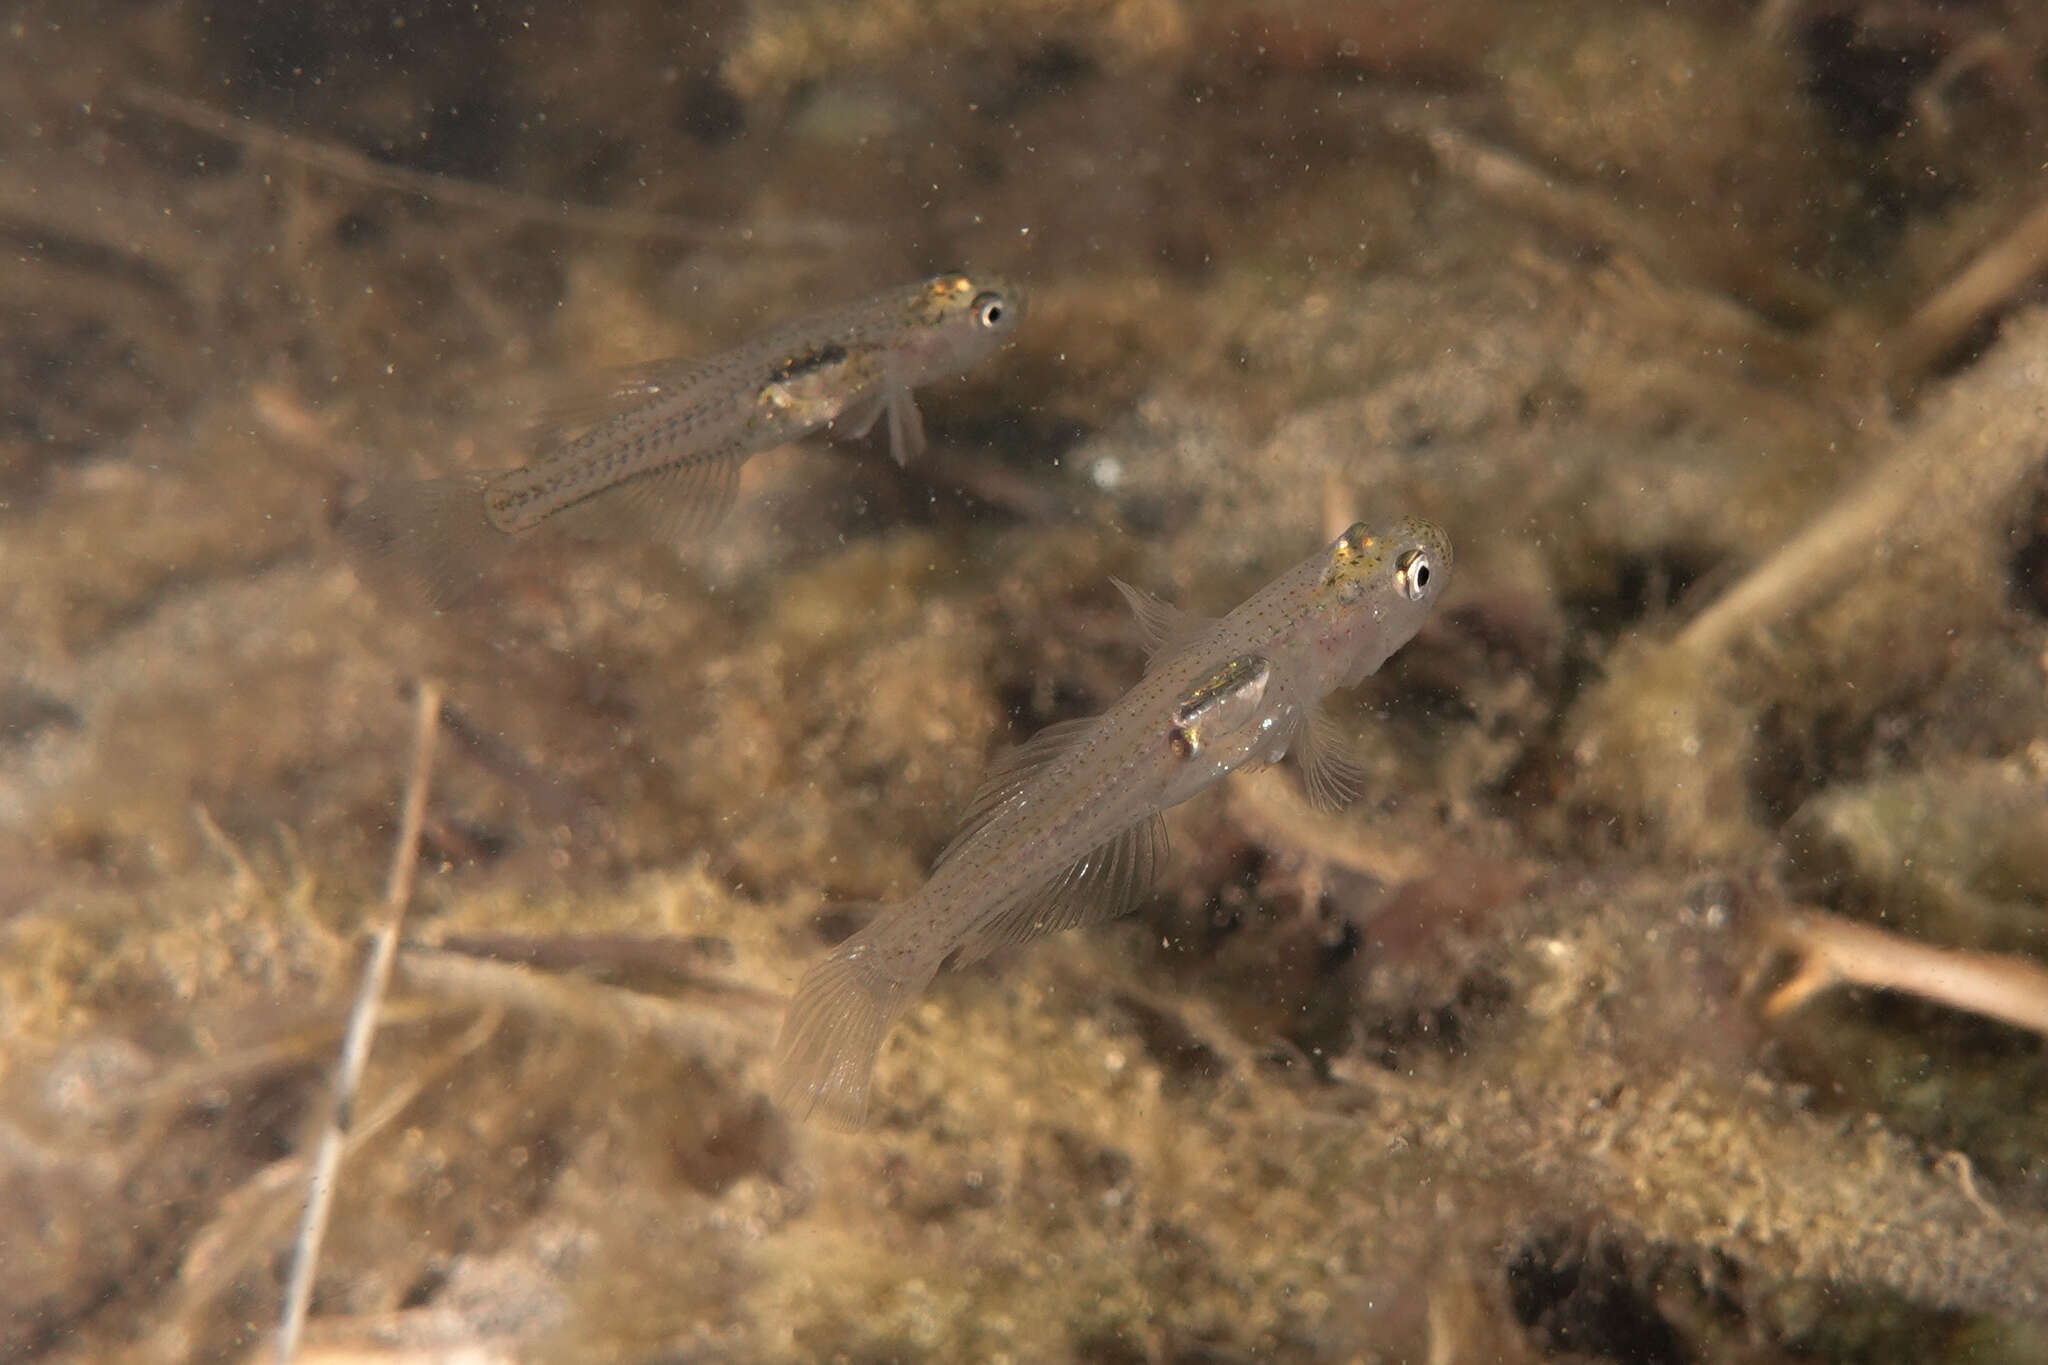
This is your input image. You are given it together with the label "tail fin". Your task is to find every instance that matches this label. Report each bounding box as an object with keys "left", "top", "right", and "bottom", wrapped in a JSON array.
[
  {"left": 337, "top": 473, "right": 515, "bottom": 610},
  {"left": 772, "top": 936, "right": 917, "bottom": 1128}
]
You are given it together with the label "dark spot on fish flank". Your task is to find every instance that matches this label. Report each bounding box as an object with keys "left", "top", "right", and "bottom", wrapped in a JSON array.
[{"left": 767, "top": 342, "right": 850, "bottom": 385}]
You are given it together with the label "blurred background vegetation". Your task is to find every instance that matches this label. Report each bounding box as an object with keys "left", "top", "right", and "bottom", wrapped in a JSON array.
[{"left": 3, "top": 1, "right": 2048, "bottom": 1360}]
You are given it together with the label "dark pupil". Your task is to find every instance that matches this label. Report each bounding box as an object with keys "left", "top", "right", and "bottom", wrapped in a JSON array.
[
  {"left": 1413, "top": 563, "right": 1428, "bottom": 587},
  {"left": 983, "top": 302, "right": 1002, "bottom": 323}
]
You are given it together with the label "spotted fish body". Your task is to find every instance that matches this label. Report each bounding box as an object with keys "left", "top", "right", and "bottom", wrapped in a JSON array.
[
  {"left": 341, "top": 273, "right": 1022, "bottom": 606},
  {"left": 774, "top": 516, "right": 1452, "bottom": 1126}
]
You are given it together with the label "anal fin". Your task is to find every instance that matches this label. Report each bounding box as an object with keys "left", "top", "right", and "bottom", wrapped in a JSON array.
[
  {"left": 540, "top": 448, "right": 744, "bottom": 547},
  {"left": 946, "top": 815, "right": 1167, "bottom": 969}
]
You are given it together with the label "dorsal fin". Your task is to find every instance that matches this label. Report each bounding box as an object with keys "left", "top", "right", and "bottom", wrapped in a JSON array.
[
  {"left": 935, "top": 716, "right": 1098, "bottom": 870},
  {"left": 1109, "top": 578, "right": 1215, "bottom": 670},
  {"left": 524, "top": 357, "right": 727, "bottom": 449}
]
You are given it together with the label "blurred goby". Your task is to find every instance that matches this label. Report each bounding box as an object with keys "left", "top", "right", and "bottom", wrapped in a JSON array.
[{"left": 341, "top": 273, "right": 1022, "bottom": 606}]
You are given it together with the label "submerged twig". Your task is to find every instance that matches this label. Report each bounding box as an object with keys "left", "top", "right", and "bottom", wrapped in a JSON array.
[
  {"left": 172, "top": 1007, "right": 498, "bottom": 1346},
  {"left": 1763, "top": 907, "right": 2048, "bottom": 1037},
  {"left": 1399, "top": 112, "right": 1836, "bottom": 327},
  {"left": 1887, "top": 192, "right": 2048, "bottom": 386},
  {"left": 115, "top": 84, "right": 856, "bottom": 250},
  {"left": 277, "top": 678, "right": 444, "bottom": 1365},
  {"left": 1679, "top": 304, "right": 2048, "bottom": 661},
  {"left": 1226, "top": 766, "right": 1435, "bottom": 888},
  {"left": 398, "top": 944, "right": 776, "bottom": 1073}
]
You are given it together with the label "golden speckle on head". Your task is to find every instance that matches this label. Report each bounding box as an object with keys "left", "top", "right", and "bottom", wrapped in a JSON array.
[
  {"left": 912, "top": 274, "right": 981, "bottom": 324},
  {"left": 1332, "top": 524, "right": 1376, "bottom": 564},
  {"left": 1320, "top": 522, "right": 1394, "bottom": 593}
]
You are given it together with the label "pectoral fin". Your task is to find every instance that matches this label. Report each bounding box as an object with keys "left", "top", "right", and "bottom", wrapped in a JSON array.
[
  {"left": 885, "top": 387, "right": 926, "bottom": 464},
  {"left": 1296, "top": 704, "right": 1367, "bottom": 812}
]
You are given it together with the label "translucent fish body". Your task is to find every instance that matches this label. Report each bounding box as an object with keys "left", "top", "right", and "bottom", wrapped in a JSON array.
[
  {"left": 775, "top": 516, "right": 1452, "bottom": 1125},
  {"left": 342, "top": 273, "right": 1022, "bottom": 606}
]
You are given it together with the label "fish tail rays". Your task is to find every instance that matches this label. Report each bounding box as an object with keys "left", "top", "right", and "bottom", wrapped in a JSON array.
[
  {"left": 772, "top": 932, "right": 925, "bottom": 1129},
  {"left": 338, "top": 473, "right": 511, "bottom": 610}
]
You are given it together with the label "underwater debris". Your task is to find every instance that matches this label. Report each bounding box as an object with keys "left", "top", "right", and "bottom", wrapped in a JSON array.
[
  {"left": 1763, "top": 906, "right": 2048, "bottom": 1039},
  {"left": 1785, "top": 759, "right": 2048, "bottom": 950},
  {"left": 278, "top": 679, "right": 444, "bottom": 1365},
  {"left": 1569, "top": 306, "right": 2048, "bottom": 858}
]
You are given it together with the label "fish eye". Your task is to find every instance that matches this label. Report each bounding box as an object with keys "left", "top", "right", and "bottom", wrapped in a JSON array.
[
  {"left": 973, "top": 292, "right": 1008, "bottom": 328},
  {"left": 1396, "top": 549, "right": 1432, "bottom": 601}
]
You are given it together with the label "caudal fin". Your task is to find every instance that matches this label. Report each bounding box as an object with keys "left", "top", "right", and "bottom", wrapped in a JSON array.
[
  {"left": 337, "top": 473, "right": 515, "bottom": 610},
  {"left": 772, "top": 937, "right": 916, "bottom": 1128}
]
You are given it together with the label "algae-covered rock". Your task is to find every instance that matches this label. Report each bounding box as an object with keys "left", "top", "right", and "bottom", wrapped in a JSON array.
[{"left": 1787, "top": 758, "right": 2048, "bottom": 951}]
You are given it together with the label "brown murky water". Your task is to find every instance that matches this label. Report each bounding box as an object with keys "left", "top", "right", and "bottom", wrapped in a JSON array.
[{"left": 4, "top": 2, "right": 2048, "bottom": 1361}]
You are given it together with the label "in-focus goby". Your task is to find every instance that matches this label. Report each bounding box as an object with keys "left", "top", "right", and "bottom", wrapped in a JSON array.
[{"left": 774, "top": 516, "right": 1452, "bottom": 1126}]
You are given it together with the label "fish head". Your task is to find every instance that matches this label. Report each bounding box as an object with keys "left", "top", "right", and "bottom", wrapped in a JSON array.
[
  {"left": 1311, "top": 516, "right": 1452, "bottom": 686},
  {"left": 902, "top": 272, "right": 1025, "bottom": 377}
]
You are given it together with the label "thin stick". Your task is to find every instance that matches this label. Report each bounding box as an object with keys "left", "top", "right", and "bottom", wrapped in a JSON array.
[
  {"left": 114, "top": 84, "right": 856, "bottom": 250},
  {"left": 398, "top": 945, "right": 774, "bottom": 1073},
  {"left": 172, "top": 1007, "right": 499, "bottom": 1343},
  {"left": 1887, "top": 193, "right": 2048, "bottom": 384},
  {"left": 1764, "top": 908, "right": 2048, "bottom": 1038},
  {"left": 276, "top": 679, "right": 444, "bottom": 1365},
  {"left": 1676, "top": 306, "right": 2048, "bottom": 661}
]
